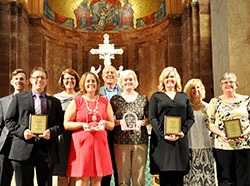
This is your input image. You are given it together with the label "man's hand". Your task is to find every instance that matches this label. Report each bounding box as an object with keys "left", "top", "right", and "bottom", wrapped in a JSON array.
[
  {"left": 39, "top": 129, "right": 50, "bottom": 140},
  {"left": 24, "top": 129, "right": 36, "bottom": 140}
]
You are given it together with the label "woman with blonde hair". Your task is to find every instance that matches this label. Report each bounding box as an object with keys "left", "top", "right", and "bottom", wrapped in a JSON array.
[
  {"left": 110, "top": 69, "right": 149, "bottom": 186},
  {"left": 64, "top": 72, "right": 114, "bottom": 186},
  {"left": 149, "top": 67, "right": 194, "bottom": 186},
  {"left": 183, "top": 78, "right": 215, "bottom": 186}
]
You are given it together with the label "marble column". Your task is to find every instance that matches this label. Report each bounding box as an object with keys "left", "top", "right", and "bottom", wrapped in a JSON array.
[{"left": 210, "top": 0, "right": 250, "bottom": 96}]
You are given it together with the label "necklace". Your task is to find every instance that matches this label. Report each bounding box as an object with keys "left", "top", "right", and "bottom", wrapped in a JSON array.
[
  {"left": 192, "top": 101, "right": 202, "bottom": 108},
  {"left": 84, "top": 96, "right": 99, "bottom": 113}
]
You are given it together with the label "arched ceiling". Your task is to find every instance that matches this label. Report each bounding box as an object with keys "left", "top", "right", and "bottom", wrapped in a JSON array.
[
  {"left": 48, "top": 0, "right": 162, "bottom": 19},
  {"left": 44, "top": 0, "right": 166, "bottom": 30}
]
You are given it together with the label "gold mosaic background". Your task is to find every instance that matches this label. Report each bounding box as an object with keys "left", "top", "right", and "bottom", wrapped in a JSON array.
[{"left": 48, "top": 0, "right": 163, "bottom": 27}]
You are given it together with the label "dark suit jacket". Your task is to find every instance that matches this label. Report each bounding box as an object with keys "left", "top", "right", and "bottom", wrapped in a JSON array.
[
  {"left": 0, "top": 94, "right": 14, "bottom": 152},
  {"left": 5, "top": 91, "right": 64, "bottom": 165}
]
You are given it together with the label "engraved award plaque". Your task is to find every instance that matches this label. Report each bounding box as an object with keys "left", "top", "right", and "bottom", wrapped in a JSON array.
[
  {"left": 123, "top": 112, "right": 138, "bottom": 130},
  {"left": 164, "top": 116, "right": 181, "bottom": 135},
  {"left": 29, "top": 114, "right": 48, "bottom": 135},
  {"left": 223, "top": 119, "right": 242, "bottom": 139}
]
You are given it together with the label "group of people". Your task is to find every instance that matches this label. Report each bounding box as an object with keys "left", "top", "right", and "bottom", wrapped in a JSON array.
[{"left": 0, "top": 65, "right": 249, "bottom": 186}]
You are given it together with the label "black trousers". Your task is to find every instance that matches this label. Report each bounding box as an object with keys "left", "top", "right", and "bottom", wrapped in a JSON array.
[
  {"left": 101, "top": 130, "right": 118, "bottom": 186},
  {"left": 159, "top": 171, "right": 184, "bottom": 186},
  {"left": 11, "top": 147, "right": 53, "bottom": 186},
  {"left": 0, "top": 152, "right": 13, "bottom": 186},
  {"left": 214, "top": 149, "right": 250, "bottom": 186}
]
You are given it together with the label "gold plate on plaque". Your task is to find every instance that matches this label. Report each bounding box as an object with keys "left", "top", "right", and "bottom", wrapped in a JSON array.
[
  {"left": 29, "top": 114, "right": 48, "bottom": 135},
  {"left": 223, "top": 119, "right": 242, "bottom": 139},
  {"left": 164, "top": 116, "right": 181, "bottom": 135}
]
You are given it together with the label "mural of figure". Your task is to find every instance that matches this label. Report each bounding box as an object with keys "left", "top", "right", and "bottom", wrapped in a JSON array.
[
  {"left": 120, "top": 0, "right": 134, "bottom": 29},
  {"left": 90, "top": 0, "right": 107, "bottom": 26},
  {"left": 90, "top": 0, "right": 121, "bottom": 30},
  {"left": 74, "top": 0, "right": 91, "bottom": 29}
]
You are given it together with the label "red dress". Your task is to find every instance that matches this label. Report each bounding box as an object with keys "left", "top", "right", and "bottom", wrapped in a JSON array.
[{"left": 67, "top": 96, "right": 113, "bottom": 177}]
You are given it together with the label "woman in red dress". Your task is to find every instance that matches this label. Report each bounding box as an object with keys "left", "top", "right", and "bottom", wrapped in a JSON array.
[{"left": 64, "top": 72, "right": 114, "bottom": 186}]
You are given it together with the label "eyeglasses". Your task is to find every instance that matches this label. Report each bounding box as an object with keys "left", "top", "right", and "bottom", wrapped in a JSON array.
[
  {"left": 63, "top": 77, "right": 76, "bottom": 81},
  {"left": 221, "top": 81, "right": 235, "bottom": 85},
  {"left": 31, "top": 76, "right": 46, "bottom": 80}
]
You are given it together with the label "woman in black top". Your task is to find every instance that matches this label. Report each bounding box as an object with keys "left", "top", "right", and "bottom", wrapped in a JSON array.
[{"left": 149, "top": 67, "right": 194, "bottom": 186}]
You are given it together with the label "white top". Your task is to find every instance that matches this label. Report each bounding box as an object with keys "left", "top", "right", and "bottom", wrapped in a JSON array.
[
  {"left": 53, "top": 91, "right": 80, "bottom": 111},
  {"left": 188, "top": 106, "right": 211, "bottom": 149}
]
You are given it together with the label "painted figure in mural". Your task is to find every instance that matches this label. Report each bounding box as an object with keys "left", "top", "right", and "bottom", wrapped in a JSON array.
[
  {"left": 120, "top": 0, "right": 134, "bottom": 29},
  {"left": 74, "top": 0, "right": 91, "bottom": 29},
  {"left": 90, "top": 0, "right": 121, "bottom": 30}
]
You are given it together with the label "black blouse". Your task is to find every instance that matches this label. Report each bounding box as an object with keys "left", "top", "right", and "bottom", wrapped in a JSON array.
[{"left": 149, "top": 91, "right": 194, "bottom": 173}]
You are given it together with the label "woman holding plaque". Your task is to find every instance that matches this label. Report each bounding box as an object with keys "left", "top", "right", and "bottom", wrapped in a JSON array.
[
  {"left": 53, "top": 68, "right": 80, "bottom": 186},
  {"left": 207, "top": 72, "right": 250, "bottom": 186},
  {"left": 149, "top": 67, "right": 194, "bottom": 186},
  {"left": 183, "top": 78, "right": 215, "bottom": 186},
  {"left": 64, "top": 72, "right": 114, "bottom": 186},
  {"left": 110, "top": 69, "right": 149, "bottom": 186}
]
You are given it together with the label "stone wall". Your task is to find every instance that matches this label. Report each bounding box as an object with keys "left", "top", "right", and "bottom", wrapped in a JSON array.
[
  {"left": 180, "top": 0, "right": 213, "bottom": 102},
  {"left": 0, "top": 1, "right": 29, "bottom": 96},
  {"left": 0, "top": 1, "right": 213, "bottom": 101}
]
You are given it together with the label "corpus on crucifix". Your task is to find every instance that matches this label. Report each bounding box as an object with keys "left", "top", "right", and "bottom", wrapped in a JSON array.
[{"left": 90, "top": 34, "right": 124, "bottom": 67}]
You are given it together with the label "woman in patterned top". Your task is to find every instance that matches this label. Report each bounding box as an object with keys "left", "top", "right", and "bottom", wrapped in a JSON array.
[
  {"left": 207, "top": 72, "right": 250, "bottom": 186},
  {"left": 183, "top": 79, "right": 215, "bottom": 186},
  {"left": 110, "top": 69, "right": 149, "bottom": 186}
]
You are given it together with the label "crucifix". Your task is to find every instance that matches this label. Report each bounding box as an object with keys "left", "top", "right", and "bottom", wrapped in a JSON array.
[{"left": 90, "top": 34, "right": 124, "bottom": 67}]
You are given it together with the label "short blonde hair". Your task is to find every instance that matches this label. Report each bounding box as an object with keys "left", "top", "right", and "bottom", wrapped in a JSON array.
[
  {"left": 118, "top": 69, "right": 139, "bottom": 89},
  {"left": 220, "top": 72, "right": 238, "bottom": 86},
  {"left": 79, "top": 72, "right": 100, "bottom": 95},
  {"left": 158, "top": 67, "right": 182, "bottom": 92},
  {"left": 184, "top": 78, "right": 206, "bottom": 100}
]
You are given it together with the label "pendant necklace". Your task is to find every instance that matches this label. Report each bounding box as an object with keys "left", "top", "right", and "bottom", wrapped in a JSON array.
[{"left": 84, "top": 96, "right": 99, "bottom": 113}]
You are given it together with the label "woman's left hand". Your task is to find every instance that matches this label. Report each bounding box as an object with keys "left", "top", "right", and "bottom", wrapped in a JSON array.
[
  {"left": 164, "top": 132, "right": 184, "bottom": 141},
  {"left": 97, "top": 120, "right": 106, "bottom": 131},
  {"left": 242, "top": 127, "right": 250, "bottom": 137},
  {"left": 134, "top": 120, "right": 143, "bottom": 131}
]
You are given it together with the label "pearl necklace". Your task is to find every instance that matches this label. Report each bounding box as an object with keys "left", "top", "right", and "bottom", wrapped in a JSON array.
[{"left": 84, "top": 96, "right": 99, "bottom": 113}]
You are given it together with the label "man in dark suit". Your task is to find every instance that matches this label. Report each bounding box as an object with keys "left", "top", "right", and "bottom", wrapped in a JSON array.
[
  {"left": 0, "top": 69, "right": 28, "bottom": 186},
  {"left": 99, "top": 65, "right": 122, "bottom": 186},
  {"left": 5, "top": 67, "right": 64, "bottom": 186}
]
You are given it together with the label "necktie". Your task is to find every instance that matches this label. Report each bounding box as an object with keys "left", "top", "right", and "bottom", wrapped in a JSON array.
[{"left": 35, "top": 94, "right": 41, "bottom": 114}]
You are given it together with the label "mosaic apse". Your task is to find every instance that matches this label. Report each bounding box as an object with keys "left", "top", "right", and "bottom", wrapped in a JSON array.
[{"left": 44, "top": 0, "right": 166, "bottom": 31}]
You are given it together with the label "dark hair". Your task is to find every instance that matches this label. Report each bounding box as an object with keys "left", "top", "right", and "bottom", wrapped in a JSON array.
[
  {"left": 79, "top": 72, "right": 100, "bottom": 96},
  {"left": 58, "top": 68, "right": 80, "bottom": 91}
]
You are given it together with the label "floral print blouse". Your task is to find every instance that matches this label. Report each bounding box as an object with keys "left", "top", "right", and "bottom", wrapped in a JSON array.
[
  {"left": 206, "top": 95, "right": 250, "bottom": 150},
  {"left": 110, "top": 93, "right": 149, "bottom": 145}
]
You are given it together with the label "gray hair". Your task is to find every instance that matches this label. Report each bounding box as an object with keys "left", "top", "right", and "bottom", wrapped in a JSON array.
[{"left": 220, "top": 72, "right": 238, "bottom": 86}]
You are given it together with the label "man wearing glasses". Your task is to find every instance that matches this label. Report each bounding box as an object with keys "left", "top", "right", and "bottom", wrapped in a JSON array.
[{"left": 5, "top": 67, "right": 64, "bottom": 186}]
